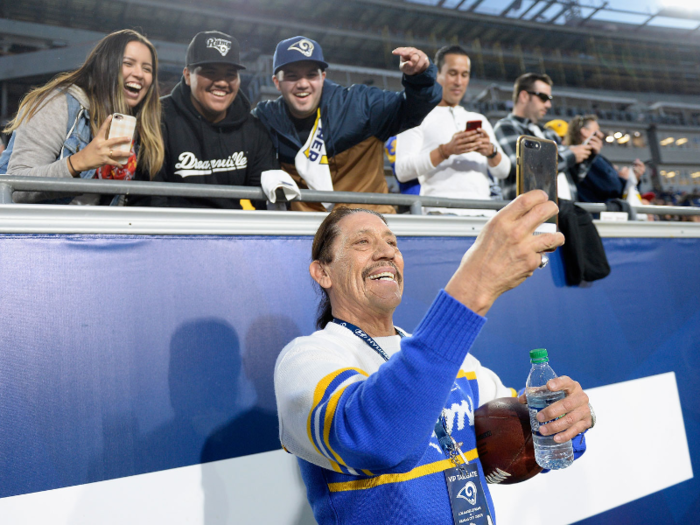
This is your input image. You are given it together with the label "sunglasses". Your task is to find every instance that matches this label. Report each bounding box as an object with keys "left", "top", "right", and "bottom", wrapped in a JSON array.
[{"left": 527, "top": 91, "right": 553, "bottom": 102}]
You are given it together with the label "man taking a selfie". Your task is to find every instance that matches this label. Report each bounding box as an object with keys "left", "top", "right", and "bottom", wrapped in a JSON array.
[{"left": 274, "top": 195, "right": 593, "bottom": 524}]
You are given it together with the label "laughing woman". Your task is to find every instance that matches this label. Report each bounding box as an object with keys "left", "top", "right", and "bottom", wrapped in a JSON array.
[{"left": 0, "top": 29, "right": 163, "bottom": 204}]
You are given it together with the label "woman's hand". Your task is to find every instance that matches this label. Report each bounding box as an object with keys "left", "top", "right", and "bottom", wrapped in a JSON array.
[{"left": 68, "top": 116, "right": 132, "bottom": 175}]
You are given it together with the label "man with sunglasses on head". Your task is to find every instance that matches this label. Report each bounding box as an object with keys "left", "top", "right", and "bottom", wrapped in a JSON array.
[
  {"left": 494, "top": 73, "right": 601, "bottom": 201},
  {"left": 252, "top": 36, "right": 442, "bottom": 213}
]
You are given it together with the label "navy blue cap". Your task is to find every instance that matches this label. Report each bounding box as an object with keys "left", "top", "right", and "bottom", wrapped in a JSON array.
[{"left": 273, "top": 36, "right": 328, "bottom": 74}]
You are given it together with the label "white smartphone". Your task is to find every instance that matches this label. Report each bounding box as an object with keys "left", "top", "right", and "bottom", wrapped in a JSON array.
[
  {"left": 582, "top": 131, "right": 598, "bottom": 146},
  {"left": 107, "top": 113, "right": 136, "bottom": 165}
]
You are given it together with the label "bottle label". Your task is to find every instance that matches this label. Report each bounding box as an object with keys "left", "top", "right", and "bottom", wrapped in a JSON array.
[{"left": 527, "top": 391, "right": 566, "bottom": 437}]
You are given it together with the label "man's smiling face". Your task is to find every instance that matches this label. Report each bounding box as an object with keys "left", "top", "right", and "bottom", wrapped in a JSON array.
[
  {"left": 319, "top": 212, "right": 404, "bottom": 320},
  {"left": 184, "top": 63, "right": 240, "bottom": 123},
  {"left": 273, "top": 61, "right": 326, "bottom": 119}
]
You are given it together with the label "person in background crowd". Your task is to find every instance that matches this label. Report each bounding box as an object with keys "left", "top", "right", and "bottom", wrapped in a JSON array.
[
  {"left": 253, "top": 36, "right": 442, "bottom": 213},
  {"left": 544, "top": 118, "right": 568, "bottom": 141},
  {"left": 494, "top": 73, "right": 602, "bottom": 201},
  {"left": 0, "top": 29, "right": 163, "bottom": 205},
  {"left": 137, "top": 30, "right": 279, "bottom": 209},
  {"left": 392, "top": 45, "right": 509, "bottom": 216},
  {"left": 564, "top": 114, "right": 645, "bottom": 204}
]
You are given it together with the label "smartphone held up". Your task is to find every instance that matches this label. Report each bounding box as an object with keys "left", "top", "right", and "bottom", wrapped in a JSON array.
[
  {"left": 516, "top": 136, "right": 558, "bottom": 235},
  {"left": 107, "top": 113, "right": 137, "bottom": 165}
]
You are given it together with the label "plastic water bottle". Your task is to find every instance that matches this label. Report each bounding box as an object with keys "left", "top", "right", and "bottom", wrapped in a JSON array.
[{"left": 526, "top": 348, "right": 574, "bottom": 470}]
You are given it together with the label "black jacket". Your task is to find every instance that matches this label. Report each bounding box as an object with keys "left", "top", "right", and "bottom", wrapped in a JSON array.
[{"left": 138, "top": 79, "right": 278, "bottom": 209}]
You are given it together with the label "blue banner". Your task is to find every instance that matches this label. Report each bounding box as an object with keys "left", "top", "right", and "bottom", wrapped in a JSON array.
[{"left": 0, "top": 233, "right": 697, "bottom": 523}]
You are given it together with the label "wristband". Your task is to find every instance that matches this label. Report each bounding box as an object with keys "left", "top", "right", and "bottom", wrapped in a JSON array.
[
  {"left": 67, "top": 155, "right": 79, "bottom": 177},
  {"left": 438, "top": 144, "right": 448, "bottom": 161},
  {"left": 485, "top": 143, "right": 498, "bottom": 159}
]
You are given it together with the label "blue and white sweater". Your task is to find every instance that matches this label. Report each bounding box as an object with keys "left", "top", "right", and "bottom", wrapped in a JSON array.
[{"left": 274, "top": 291, "right": 522, "bottom": 524}]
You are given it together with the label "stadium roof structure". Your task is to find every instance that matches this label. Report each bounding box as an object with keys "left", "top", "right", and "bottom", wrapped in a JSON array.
[{"left": 1, "top": 0, "right": 700, "bottom": 113}]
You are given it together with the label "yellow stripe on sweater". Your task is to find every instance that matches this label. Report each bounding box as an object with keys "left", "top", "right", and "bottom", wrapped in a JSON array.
[
  {"left": 323, "top": 385, "right": 352, "bottom": 469},
  {"left": 306, "top": 368, "right": 368, "bottom": 468},
  {"left": 456, "top": 370, "right": 477, "bottom": 380},
  {"left": 327, "top": 448, "right": 479, "bottom": 493}
]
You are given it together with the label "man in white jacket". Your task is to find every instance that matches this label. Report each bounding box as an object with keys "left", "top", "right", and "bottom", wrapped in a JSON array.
[{"left": 394, "top": 45, "right": 510, "bottom": 215}]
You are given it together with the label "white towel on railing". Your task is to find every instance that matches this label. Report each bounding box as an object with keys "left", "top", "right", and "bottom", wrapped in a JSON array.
[{"left": 261, "top": 170, "right": 301, "bottom": 203}]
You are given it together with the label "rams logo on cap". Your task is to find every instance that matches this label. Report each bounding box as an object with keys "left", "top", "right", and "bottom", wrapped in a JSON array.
[
  {"left": 206, "top": 38, "right": 231, "bottom": 57},
  {"left": 288, "top": 39, "right": 314, "bottom": 57}
]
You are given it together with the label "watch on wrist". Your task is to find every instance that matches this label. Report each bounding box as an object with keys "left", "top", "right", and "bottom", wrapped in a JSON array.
[{"left": 485, "top": 143, "right": 498, "bottom": 159}]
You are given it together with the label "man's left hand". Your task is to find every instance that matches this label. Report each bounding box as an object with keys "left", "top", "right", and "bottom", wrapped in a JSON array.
[
  {"left": 518, "top": 376, "right": 592, "bottom": 442},
  {"left": 392, "top": 47, "right": 430, "bottom": 76}
]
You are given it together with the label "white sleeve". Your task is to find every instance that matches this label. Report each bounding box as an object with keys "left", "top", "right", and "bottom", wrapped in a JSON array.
[
  {"left": 482, "top": 118, "right": 511, "bottom": 180},
  {"left": 462, "top": 353, "right": 517, "bottom": 407},
  {"left": 394, "top": 126, "right": 434, "bottom": 183}
]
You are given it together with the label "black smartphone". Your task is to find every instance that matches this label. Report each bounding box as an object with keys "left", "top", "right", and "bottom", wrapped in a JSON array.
[{"left": 516, "top": 135, "right": 558, "bottom": 233}]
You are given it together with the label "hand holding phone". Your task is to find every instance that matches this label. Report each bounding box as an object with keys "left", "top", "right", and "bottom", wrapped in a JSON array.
[{"left": 107, "top": 113, "right": 137, "bottom": 165}]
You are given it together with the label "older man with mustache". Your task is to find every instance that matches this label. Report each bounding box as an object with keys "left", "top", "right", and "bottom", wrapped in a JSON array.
[{"left": 274, "top": 192, "right": 593, "bottom": 524}]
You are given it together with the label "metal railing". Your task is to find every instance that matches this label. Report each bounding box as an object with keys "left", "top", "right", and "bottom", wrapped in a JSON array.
[{"left": 1, "top": 176, "right": 699, "bottom": 217}]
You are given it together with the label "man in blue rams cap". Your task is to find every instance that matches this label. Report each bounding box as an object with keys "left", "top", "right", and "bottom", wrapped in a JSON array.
[{"left": 252, "top": 36, "right": 442, "bottom": 213}]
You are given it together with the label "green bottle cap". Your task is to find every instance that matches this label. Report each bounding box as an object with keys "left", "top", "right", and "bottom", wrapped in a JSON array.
[{"left": 530, "top": 348, "right": 549, "bottom": 363}]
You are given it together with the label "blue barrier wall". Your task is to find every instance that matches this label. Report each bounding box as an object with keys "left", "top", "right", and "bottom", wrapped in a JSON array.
[{"left": 0, "top": 233, "right": 697, "bottom": 523}]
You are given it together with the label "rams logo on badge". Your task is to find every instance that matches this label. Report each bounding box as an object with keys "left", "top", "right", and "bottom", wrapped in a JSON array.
[
  {"left": 288, "top": 39, "right": 315, "bottom": 57},
  {"left": 457, "top": 481, "right": 478, "bottom": 506}
]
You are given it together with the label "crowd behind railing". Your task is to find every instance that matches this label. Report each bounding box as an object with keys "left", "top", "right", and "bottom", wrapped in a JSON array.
[{"left": 0, "top": 28, "right": 697, "bottom": 222}]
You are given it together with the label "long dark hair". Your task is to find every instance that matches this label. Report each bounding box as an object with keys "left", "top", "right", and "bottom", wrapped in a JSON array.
[
  {"left": 5, "top": 29, "right": 164, "bottom": 177},
  {"left": 311, "top": 207, "right": 388, "bottom": 330}
]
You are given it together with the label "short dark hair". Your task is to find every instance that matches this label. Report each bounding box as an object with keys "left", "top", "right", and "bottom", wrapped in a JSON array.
[
  {"left": 434, "top": 45, "right": 469, "bottom": 72},
  {"left": 513, "top": 73, "right": 553, "bottom": 104},
  {"left": 311, "top": 207, "right": 388, "bottom": 330}
]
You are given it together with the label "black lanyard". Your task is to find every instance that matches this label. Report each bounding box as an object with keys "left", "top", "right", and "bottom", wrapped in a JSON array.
[{"left": 332, "top": 317, "right": 465, "bottom": 464}]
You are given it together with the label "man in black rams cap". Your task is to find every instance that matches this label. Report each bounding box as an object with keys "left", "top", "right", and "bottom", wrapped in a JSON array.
[
  {"left": 142, "top": 30, "right": 279, "bottom": 208},
  {"left": 253, "top": 36, "right": 441, "bottom": 213}
]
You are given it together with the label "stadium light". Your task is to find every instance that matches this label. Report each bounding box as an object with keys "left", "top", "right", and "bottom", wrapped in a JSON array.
[
  {"left": 691, "top": 172, "right": 700, "bottom": 178},
  {"left": 675, "top": 138, "right": 688, "bottom": 145},
  {"left": 667, "top": 171, "right": 677, "bottom": 178},
  {"left": 618, "top": 134, "right": 631, "bottom": 144},
  {"left": 613, "top": 132, "right": 623, "bottom": 139},
  {"left": 605, "top": 136, "right": 615, "bottom": 143},
  {"left": 660, "top": 137, "right": 675, "bottom": 146}
]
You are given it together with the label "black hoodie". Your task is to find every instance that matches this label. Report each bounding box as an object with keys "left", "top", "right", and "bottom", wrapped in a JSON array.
[{"left": 139, "top": 79, "right": 278, "bottom": 209}]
